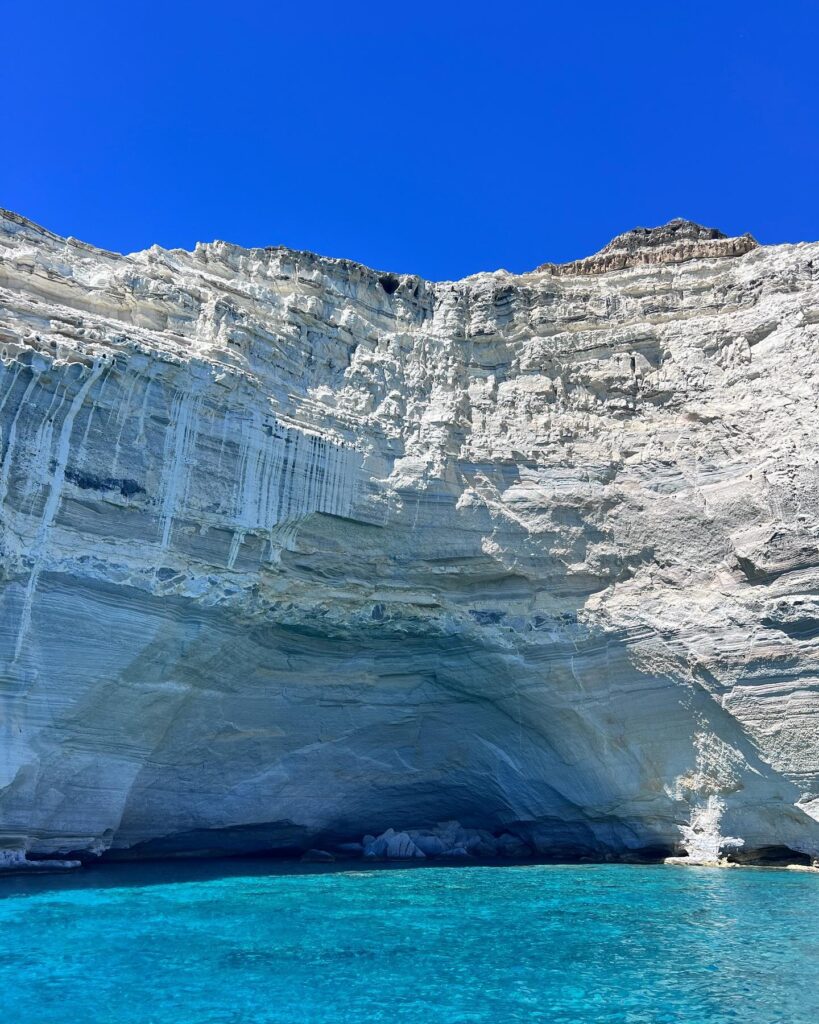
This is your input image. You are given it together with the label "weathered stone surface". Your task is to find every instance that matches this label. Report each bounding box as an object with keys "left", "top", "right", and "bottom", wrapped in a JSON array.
[
  {"left": 410, "top": 834, "right": 448, "bottom": 857},
  {"left": 536, "top": 217, "right": 758, "bottom": 275},
  {"left": 363, "top": 829, "right": 425, "bottom": 860},
  {"left": 1, "top": 210, "right": 819, "bottom": 864},
  {"left": 384, "top": 832, "right": 425, "bottom": 860},
  {"left": 0, "top": 849, "right": 80, "bottom": 873},
  {"left": 360, "top": 821, "right": 506, "bottom": 860}
]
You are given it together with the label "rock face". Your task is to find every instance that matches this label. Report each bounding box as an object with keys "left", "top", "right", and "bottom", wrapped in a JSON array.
[
  {"left": 536, "top": 217, "right": 758, "bottom": 276},
  {"left": 1, "top": 210, "right": 819, "bottom": 864}
]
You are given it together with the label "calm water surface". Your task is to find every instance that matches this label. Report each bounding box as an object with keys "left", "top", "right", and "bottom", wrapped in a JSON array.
[{"left": 0, "top": 860, "right": 817, "bottom": 1023}]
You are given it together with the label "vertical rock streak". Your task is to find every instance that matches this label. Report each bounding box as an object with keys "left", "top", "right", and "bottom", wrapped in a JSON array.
[
  {"left": 13, "top": 360, "right": 104, "bottom": 659},
  {"left": 158, "top": 390, "right": 199, "bottom": 550}
]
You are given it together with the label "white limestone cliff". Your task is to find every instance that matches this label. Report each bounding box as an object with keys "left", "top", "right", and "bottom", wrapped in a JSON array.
[{"left": 1, "top": 210, "right": 819, "bottom": 866}]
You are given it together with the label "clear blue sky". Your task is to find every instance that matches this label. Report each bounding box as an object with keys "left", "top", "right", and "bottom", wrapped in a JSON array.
[{"left": 3, "top": 2, "right": 818, "bottom": 280}]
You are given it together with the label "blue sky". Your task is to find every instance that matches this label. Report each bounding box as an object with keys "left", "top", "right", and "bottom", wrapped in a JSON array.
[{"left": 3, "top": 1, "right": 818, "bottom": 280}]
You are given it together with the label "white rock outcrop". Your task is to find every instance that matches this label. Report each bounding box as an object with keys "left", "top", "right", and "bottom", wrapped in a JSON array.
[{"left": 2, "top": 211, "right": 819, "bottom": 864}]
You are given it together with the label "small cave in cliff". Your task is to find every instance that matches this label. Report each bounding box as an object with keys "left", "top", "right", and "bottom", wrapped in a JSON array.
[
  {"left": 378, "top": 274, "right": 400, "bottom": 295},
  {"left": 726, "top": 845, "right": 812, "bottom": 866}
]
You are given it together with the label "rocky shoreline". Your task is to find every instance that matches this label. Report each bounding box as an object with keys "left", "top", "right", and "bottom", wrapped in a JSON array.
[{"left": 3, "top": 818, "right": 818, "bottom": 876}]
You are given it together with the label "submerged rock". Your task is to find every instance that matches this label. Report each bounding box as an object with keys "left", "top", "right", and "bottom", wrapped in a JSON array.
[
  {"left": 1, "top": 209, "right": 819, "bottom": 864},
  {"left": 0, "top": 849, "right": 80, "bottom": 873},
  {"left": 301, "top": 849, "right": 335, "bottom": 863},
  {"left": 439, "top": 846, "right": 471, "bottom": 860},
  {"left": 333, "top": 842, "right": 364, "bottom": 857}
]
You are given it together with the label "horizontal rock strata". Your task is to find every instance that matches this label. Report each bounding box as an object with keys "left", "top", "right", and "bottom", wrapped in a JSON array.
[
  {"left": 536, "top": 218, "right": 758, "bottom": 275},
  {"left": 1, "top": 211, "right": 819, "bottom": 866}
]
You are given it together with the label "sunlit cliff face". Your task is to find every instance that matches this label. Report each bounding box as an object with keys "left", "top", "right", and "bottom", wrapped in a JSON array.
[{"left": 1, "top": 209, "right": 819, "bottom": 863}]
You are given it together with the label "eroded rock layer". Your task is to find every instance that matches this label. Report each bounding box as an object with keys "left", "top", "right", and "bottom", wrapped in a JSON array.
[{"left": 1, "top": 210, "right": 819, "bottom": 863}]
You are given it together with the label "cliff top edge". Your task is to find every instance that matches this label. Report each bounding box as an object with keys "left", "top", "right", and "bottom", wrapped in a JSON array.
[{"left": 0, "top": 208, "right": 767, "bottom": 284}]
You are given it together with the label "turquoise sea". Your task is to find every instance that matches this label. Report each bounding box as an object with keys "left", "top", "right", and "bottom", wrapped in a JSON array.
[{"left": 0, "top": 860, "right": 817, "bottom": 1023}]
